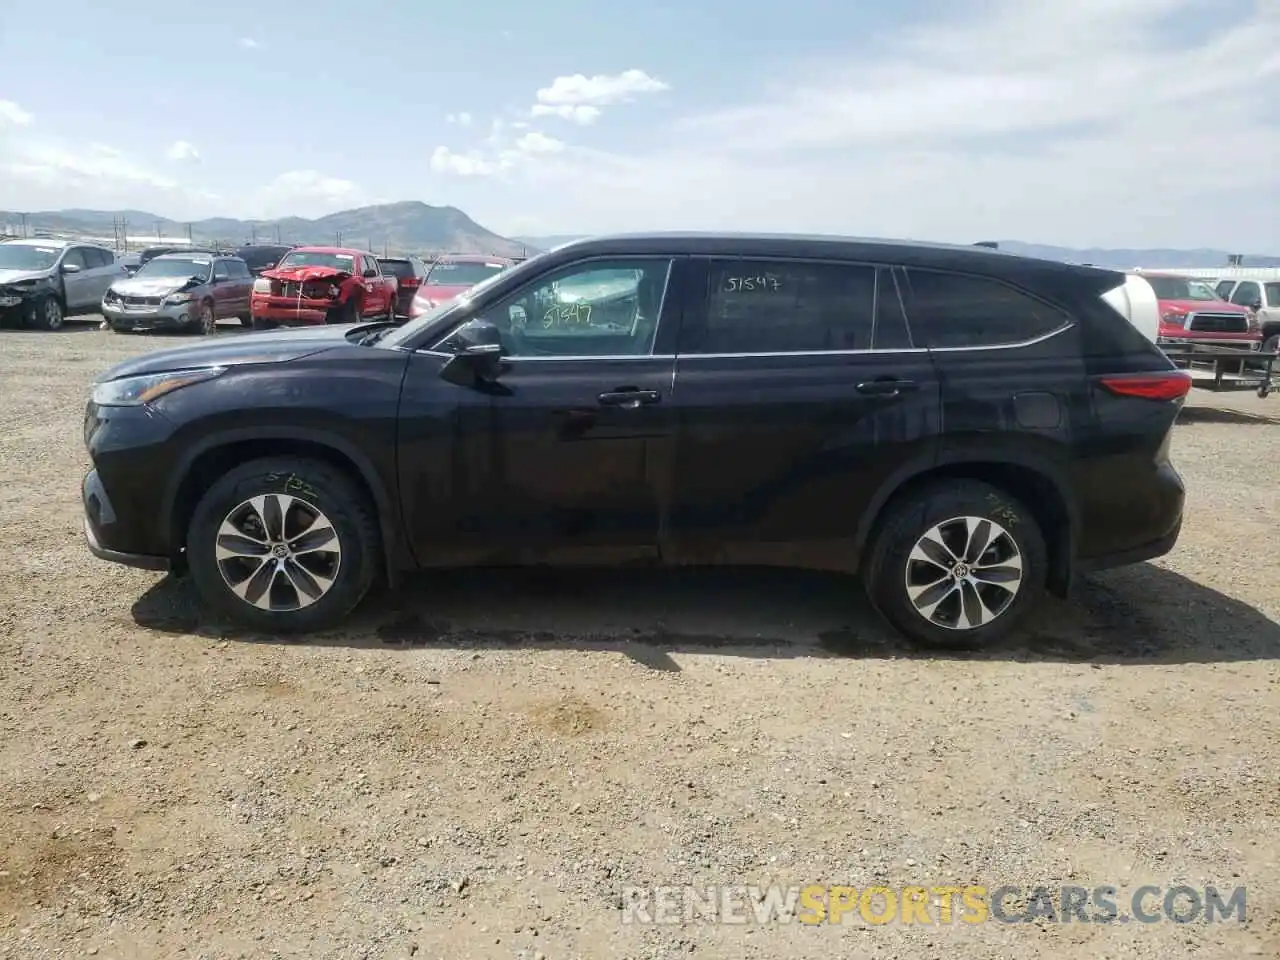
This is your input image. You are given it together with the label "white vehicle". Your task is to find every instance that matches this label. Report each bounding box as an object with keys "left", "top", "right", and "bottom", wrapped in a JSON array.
[
  {"left": 1209, "top": 276, "right": 1280, "bottom": 354},
  {"left": 1101, "top": 272, "right": 1160, "bottom": 345}
]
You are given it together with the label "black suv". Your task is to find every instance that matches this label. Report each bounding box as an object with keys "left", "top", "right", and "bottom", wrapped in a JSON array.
[
  {"left": 81, "top": 233, "right": 1189, "bottom": 646},
  {"left": 232, "top": 244, "right": 295, "bottom": 276}
]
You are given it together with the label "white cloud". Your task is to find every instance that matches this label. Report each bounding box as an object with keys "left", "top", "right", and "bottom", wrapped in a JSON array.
[
  {"left": 530, "top": 104, "right": 601, "bottom": 125},
  {"left": 166, "top": 140, "right": 200, "bottom": 162},
  {"left": 0, "top": 100, "right": 33, "bottom": 128},
  {"left": 534, "top": 69, "right": 668, "bottom": 107},
  {"left": 476, "top": 0, "right": 1280, "bottom": 250},
  {"left": 446, "top": 112, "right": 473, "bottom": 126},
  {"left": 429, "top": 129, "right": 566, "bottom": 177},
  {"left": 528, "top": 69, "right": 667, "bottom": 124},
  {"left": 237, "top": 37, "right": 259, "bottom": 49}
]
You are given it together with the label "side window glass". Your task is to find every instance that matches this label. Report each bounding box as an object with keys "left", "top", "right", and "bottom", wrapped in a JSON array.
[
  {"left": 1215, "top": 280, "right": 1235, "bottom": 299},
  {"left": 213, "top": 261, "right": 230, "bottom": 280},
  {"left": 83, "top": 248, "right": 110, "bottom": 268},
  {"left": 363, "top": 257, "right": 380, "bottom": 278},
  {"left": 901, "top": 269, "right": 1070, "bottom": 348},
  {"left": 467, "top": 259, "right": 671, "bottom": 358},
  {"left": 873, "top": 269, "right": 914, "bottom": 350},
  {"left": 1230, "top": 282, "right": 1260, "bottom": 307},
  {"left": 1264, "top": 283, "right": 1280, "bottom": 308},
  {"left": 683, "top": 259, "right": 876, "bottom": 354},
  {"left": 61, "top": 248, "right": 88, "bottom": 269}
]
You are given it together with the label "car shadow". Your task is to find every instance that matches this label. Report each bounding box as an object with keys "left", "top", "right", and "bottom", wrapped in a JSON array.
[
  {"left": 129, "top": 561, "right": 1280, "bottom": 670},
  {"left": 1178, "top": 406, "right": 1280, "bottom": 427}
]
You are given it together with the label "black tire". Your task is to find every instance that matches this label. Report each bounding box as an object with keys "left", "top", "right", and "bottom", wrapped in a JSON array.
[
  {"left": 251, "top": 315, "right": 277, "bottom": 331},
  {"left": 238, "top": 314, "right": 253, "bottom": 328},
  {"left": 197, "top": 299, "right": 217, "bottom": 335},
  {"left": 1264, "top": 333, "right": 1279, "bottom": 357},
  {"left": 186, "top": 457, "right": 381, "bottom": 634},
  {"left": 863, "top": 479, "right": 1047, "bottom": 649},
  {"left": 30, "top": 295, "right": 64, "bottom": 331}
]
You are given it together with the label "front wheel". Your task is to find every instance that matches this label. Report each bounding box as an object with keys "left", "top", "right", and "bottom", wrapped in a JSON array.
[
  {"left": 185, "top": 457, "right": 381, "bottom": 633},
  {"left": 30, "top": 296, "right": 64, "bottom": 331},
  {"left": 863, "top": 480, "right": 1047, "bottom": 649},
  {"left": 197, "top": 300, "right": 217, "bottom": 335}
]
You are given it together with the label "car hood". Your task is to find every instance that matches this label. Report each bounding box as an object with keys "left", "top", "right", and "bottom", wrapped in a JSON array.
[
  {"left": 1159, "top": 298, "right": 1249, "bottom": 314},
  {"left": 110, "top": 275, "right": 204, "bottom": 298},
  {"left": 419, "top": 283, "right": 471, "bottom": 301},
  {"left": 95, "top": 324, "right": 356, "bottom": 382},
  {"left": 0, "top": 268, "right": 50, "bottom": 285},
  {"left": 262, "top": 265, "right": 351, "bottom": 283}
]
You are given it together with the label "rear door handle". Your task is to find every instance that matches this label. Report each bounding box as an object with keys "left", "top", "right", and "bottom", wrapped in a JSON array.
[
  {"left": 856, "top": 378, "right": 919, "bottom": 396},
  {"left": 598, "top": 388, "right": 661, "bottom": 408}
]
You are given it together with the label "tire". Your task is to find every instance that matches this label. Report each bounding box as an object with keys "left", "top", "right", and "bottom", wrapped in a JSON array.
[
  {"left": 863, "top": 479, "right": 1047, "bottom": 649},
  {"left": 31, "top": 295, "right": 64, "bottom": 331},
  {"left": 251, "top": 315, "right": 277, "bottom": 331},
  {"left": 185, "top": 457, "right": 381, "bottom": 634},
  {"left": 197, "top": 300, "right": 217, "bottom": 335},
  {"left": 1264, "top": 333, "right": 1279, "bottom": 356},
  {"left": 238, "top": 314, "right": 253, "bottom": 329},
  {"left": 326, "top": 298, "right": 360, "bottom": 325}
]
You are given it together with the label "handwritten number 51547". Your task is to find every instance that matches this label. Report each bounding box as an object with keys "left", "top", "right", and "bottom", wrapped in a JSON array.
[{"left": 725, "top": 276, "right": 781, "bottom": 292}]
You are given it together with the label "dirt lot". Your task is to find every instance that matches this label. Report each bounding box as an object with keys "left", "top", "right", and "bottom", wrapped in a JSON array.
[{"left": 2, "top": 319, "right": 1279, "bottom": 960}]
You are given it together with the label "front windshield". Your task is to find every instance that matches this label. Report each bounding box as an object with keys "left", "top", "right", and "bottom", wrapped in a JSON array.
[
  {"left": 136, "top": 257, "right": 212, "bottom": 280},
  {"left": 377, "top": 263, "right": 513, "bottom": 349},
  {"left": 277, "top": 251, "right": 357, "bottom": 271},
  {"left": 0, "top": 244, "right": 60, "bottom": 271},
  {"left": 425, "top": 260, "right": 507, "bottom": 286},
  {"left": 1145, "top": 276, "right": 1220, "bottom": 301}
]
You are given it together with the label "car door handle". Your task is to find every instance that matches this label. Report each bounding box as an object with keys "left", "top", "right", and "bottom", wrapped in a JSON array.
[
  {"left": 855, "top": 378, "right": 919, "bottom": 396},
  {"left": 597, "top": 388, "right": 661, "bottom": 408}
]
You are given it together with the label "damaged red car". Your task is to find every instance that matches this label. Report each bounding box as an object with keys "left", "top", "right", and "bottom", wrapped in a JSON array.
[
  {"left": 408, "top": 254, "right": 515, "bottom": 318},
  {"left": 250, "top": 247, "right": 397, "bottom": 329}
]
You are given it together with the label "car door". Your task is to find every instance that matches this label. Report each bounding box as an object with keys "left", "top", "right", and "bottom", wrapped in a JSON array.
[
  {"left": 395, "top": 255, "right": 682, "bottom": 567},
  {"left": 86, "top": 247, "right": 121, "bottom": 301},
  {"left": 228, "top": 259, "right": 254, "bottom": 315},
  {"left": 58, "top": 247, "right": 92, "bottom": 310},
  {"left": 662, "top": 257, "right": 940, "bottom": 569},
  {"left": 209, "top": 260, "right": 235, "bottom": 317}
]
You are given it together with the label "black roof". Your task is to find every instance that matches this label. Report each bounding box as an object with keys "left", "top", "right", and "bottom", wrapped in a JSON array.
[{"left": 547, "top": 231, "right": 1121, "bottom": 281}]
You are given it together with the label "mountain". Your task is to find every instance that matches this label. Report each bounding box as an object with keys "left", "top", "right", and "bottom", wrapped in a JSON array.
[
  {"left": 994, "top": 241, "right": 1280, "bottom": 269},
  {"left": 514, "top": 235, "right": 1278, "bottom": 269},
  {"left": 0, "top": 201, "right": 529, "bottom": 257}
]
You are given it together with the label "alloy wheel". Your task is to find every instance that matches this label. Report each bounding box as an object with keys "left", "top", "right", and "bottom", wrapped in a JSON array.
[
  {"left": 904, "top": 515, "right": 1023, "bottom": 630},
  {"left": 44, "top": 299, "right": 63, "bottom": 330},
  {"left": 215, "top": 494, "right": 342, "bottom": 612},
  {"left": 199, "top": 303, "right": 216, "bottom": 335}
]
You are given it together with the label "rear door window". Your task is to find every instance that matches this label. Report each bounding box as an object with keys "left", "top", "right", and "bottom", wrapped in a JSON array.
[
  {"left": 681, "top": 259, "right": 879, "bottom": 354},
  {"left": 899, "top": 269, "right": 1071, "bottom": 348}
]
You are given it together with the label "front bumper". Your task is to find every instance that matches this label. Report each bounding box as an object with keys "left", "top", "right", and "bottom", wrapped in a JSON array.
[
  {"left": 1158, "top": 335, "right": 1261, "bottom": 352},
  {"left": 102, "top": 300, "right": 195, "bottom": 331},
  {"left": 252, "top": 295, "right": 342, "bottom": 326},
  {"left": 82, "top": 468, "right": 171, "bottom": 571}
]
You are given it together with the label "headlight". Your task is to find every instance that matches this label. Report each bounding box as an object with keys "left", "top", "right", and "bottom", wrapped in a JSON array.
[
  {"left": 164, "top": 292, "right": 194, "bottom": 305},
  {"left": 252, "top": 278, "right": 271, "bottom": 294},
  {"left": 91, "top": 367, "right": 226, "bottom": 407}
]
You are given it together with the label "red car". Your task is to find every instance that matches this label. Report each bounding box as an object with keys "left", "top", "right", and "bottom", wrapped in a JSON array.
[
  {"left": 408, "top": 254, "right": 515, "bottom": 318},
  {"left": 1140, "top": 272, "right": 1260, "bottom": 352},
  {"left": 250, "top": 247, "right": 397, "bottom": 328},
  {"left": 377, "top": 256, "right": 429, "bottom": 319}
]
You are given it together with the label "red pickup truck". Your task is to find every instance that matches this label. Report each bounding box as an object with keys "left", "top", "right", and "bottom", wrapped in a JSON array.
[
  {"left": 1140, "top": 271, "right": 1261, "bottom": 352},
  {"left": 250, "top": 246, "right": 397, "bottom": 329}
]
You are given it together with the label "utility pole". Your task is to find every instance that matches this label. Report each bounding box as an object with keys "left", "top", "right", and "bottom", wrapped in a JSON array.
[
  {"left": 186, "top": 223, "right": 193, "bottom": 242},
  {"left": 19, "top": 213, "right": 28, "bottom": 238},
  {"left": 335, "top": 230, "right": 342, "bottom": 246},
  {"left": 120, "top": 218, "right": 129, "bottom": 250},
  {"left": 383, "top": 238, "right": 388, "bottom": 257},
  {"left": 274, "top": 224, "right": 281, "bottom": 243},
  {"left": 250, "top": 223, "right": 258, "bottom": 244}
]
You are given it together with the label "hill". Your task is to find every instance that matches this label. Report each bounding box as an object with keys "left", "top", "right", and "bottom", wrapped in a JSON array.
[
  {"left": 513, "top": 235, "right": 1279, "bottom": 270},
  {"left": 0, "top": 202, "right": 530, "bottom": 257}
]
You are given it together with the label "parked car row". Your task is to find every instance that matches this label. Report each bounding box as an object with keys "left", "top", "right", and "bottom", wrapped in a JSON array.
[
  {"left": 1134, "top": 271, "right": 1262, "bottom": 352},
  {"left": 0, "top": 236, "right": 520, "bottom": 334}
]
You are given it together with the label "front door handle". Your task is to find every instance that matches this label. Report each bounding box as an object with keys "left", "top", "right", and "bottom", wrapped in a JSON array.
[
  {"left": 856, "top": 378, "right": 919, "bottom": 397},
  {"left": 598, "top": 387, "right": 661, "bottom": 409}
]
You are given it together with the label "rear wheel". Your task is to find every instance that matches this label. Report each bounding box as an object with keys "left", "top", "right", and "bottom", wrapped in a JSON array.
[
  {"left": 863, "top": 480, "right": 1047, "bottom": 649},
  {"left": 238, "top": 313, "right": 253, "bottom": 328},
  {"left": 185, "top": 457, "right": 380, "bottom": 633}
]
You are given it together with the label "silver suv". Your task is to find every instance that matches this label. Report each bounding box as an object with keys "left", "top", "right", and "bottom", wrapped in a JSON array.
[{"left": 0, "top": 238, "right": 125, "bottom": 330}]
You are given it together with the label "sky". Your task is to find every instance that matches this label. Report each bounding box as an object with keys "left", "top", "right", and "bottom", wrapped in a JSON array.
[{"left": 0, "top": 0, "right": 1277, "bottom": 250}]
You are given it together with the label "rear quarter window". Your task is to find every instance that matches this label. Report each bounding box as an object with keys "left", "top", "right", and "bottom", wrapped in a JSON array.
[{"left": 899, "top": 268, "right": 1072, "bottom": 348}]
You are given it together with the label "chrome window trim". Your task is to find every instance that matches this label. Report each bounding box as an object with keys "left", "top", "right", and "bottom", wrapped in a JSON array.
[{"left": 413, "top": 321, "right": 1073, "bottom": 362}]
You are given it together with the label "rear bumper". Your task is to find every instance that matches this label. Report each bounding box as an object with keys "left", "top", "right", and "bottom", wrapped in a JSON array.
[
  {"left": 1076, "top": 461, "right": 1185, "bottom": 573},
  {"left": 82, "top": 469, "right": 170, "bottom": 571}
]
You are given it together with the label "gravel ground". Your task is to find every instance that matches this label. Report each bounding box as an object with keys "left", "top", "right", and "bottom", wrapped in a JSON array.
[{"left": 2, "top": 320, "right": 1279, "bottom": 960}]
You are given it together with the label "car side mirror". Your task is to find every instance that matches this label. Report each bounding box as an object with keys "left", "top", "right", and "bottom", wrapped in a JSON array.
[
  {"left": 61, "top": 262, "right": 82, "bottom": 274},
  {"left": 439, "top": 318, "right": 505, "bottom": 386},
  {"left": 1251, "top": 300, "right": 1263, "bottom": 311}
]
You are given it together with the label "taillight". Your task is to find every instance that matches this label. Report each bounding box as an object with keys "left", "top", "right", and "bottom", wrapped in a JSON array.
[
  {"left": 1098, "top": 371, "right": 1192, "bottom": 401},
  {"left": 402, "top": 278, "right": 421, "bottom": 288}
]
